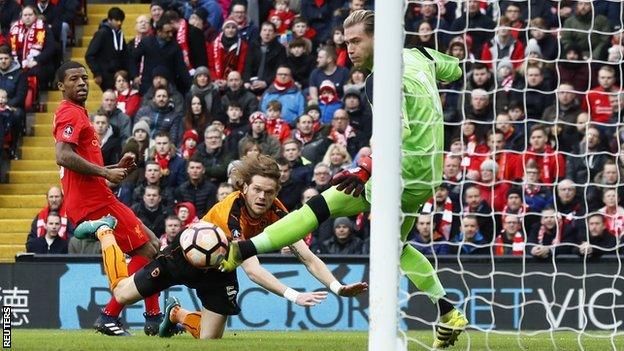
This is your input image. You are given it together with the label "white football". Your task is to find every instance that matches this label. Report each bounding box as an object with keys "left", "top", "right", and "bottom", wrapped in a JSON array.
[{"left": 179, "top": 221, "right": 229, "bottom": 269}]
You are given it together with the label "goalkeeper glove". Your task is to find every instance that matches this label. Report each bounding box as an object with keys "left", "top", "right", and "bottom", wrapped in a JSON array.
[{"left": 330, "top": 155, "right": 372, "bottom": 197}]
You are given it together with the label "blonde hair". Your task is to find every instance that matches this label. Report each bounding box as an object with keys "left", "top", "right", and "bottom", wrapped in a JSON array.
[
  {"left": 343, "top": 9, "right": 374, "bottom": 36},
  {"left": 230, "top": 155, "right": 281, "bottom": 191},
  {"left": 322, "top": 144, "right": 352, "bottom": 168}
]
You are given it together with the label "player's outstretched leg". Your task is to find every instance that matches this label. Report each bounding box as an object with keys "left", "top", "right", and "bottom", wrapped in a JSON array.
[
  {"left": 75, "top": 216, "right": 132, "bottom": 336},
  {"left": 221, "top": 188, "right": 368, "bottom": 271},
  {"left": 400, "top": 191, "right": 468, "bottom": 348}
]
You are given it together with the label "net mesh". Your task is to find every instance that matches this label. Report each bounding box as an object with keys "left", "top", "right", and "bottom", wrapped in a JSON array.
[{"left": 397, "top": 0, "right": 624, "bottom": 349}]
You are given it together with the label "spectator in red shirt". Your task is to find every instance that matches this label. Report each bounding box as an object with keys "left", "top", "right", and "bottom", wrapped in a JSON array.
[
  {"left": 265, "top": 99, "right": 292, "bottom": 144},
  {"left": 582, "top": 65, "right": 620, "bottom": 124},
  {"left": 524, "top": 124, "right": 565, "bottom": 184},
  {"left": 477, "top": 159, "right": 511, "bottom": 212},
  {"left": 598, "top": 188, "right": 624, "bottom": 237},
  {"left": 467, "top": 129, "right": 523, "bottom": 182},
  {"left": 113, "top": 70, "right": 141, "bottom": 118},
  {"left": 480, "top": 16, "right": 524, "bottom": 70},
  {"left": 208, "top": 18, "right": 249, "bottom": 88}
]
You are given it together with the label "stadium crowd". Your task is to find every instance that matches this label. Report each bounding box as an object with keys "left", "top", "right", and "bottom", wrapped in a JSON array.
[{"left": 4, "top": 0, "right": 624, "bottom": 259}]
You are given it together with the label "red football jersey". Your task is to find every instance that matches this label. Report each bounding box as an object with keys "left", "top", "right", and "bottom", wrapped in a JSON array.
[{"left": 53, "top": 100, "right": 115, "bottom": 223}]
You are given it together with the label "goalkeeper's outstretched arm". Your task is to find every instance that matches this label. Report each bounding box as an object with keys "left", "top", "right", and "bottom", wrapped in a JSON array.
[{"left": 422, "top": 47, "right": 463, "bottom": 83}]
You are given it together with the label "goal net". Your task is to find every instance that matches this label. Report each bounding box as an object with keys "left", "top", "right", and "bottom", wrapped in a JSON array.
[{"left": 371, "top": 0, "right": 624, "bottom": 349}]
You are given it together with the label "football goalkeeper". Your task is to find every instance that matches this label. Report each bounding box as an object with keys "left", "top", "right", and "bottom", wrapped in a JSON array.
[{"left": 220, "top": 9, "right": 468, "bottom": 348}]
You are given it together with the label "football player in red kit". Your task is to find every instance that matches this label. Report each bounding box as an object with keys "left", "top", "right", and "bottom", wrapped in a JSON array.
[{"left": 53, "top": 61, "right": 162, "bottom": 336}]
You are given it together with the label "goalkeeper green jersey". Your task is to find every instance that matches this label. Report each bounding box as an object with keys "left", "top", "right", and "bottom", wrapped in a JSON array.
[{"left": 399, "top": 47, "right": 462, "bottom": 190}]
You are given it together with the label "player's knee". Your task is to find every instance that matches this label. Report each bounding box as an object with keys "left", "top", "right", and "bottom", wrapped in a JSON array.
[{"left": 113, "top": 287, "right": 132, "bottom": 305}]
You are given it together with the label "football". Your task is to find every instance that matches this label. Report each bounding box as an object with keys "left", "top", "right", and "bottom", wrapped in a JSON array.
[{"left": 179, "top": 221, "right": 229, "bottom": 269}]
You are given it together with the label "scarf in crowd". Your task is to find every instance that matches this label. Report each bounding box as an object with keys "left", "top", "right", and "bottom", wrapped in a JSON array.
[
  {"left": 314, "top": 0, "right": 325, "bottom": 7},
  {"left": 330, "top": 125, "right": 354, "bottom": 148},
  {"left": 526, "top": 144, "right": 556, "bottom": 183},
  {"left": 266, "top": 118, "right": 287, "bottom": 139},
  {"left": 421, "top": 196, "right": 453, "bottom": 240},
  {"left": 464, "top": 133, "right": 479, "bottom": 155},
  {"left": 501, "top": 204, "right": 529, "bottom": 226},
  {"left": 500, "top": 74, "right": 514, "bottom": 92},
  {"left": 180, "top": 144, "right": 197, "bottom": 160},
  {"left": 272, "top": 78, "right": 294, "bottom": 92},
  {"left": 176, "top": 19, "right": 193, "bottom": 70},
  {"left": 536, "top": 216, "right": 563, "bottom": 246},
  {"left": 9, "top": 19, "right": 46, "bottom": 63},
  {"left": 154, "top": 152, "right": 171, "bottom": 176},
  {"left": 599, "top": 206, "right": 624, "bottom": 236},
  {"left": 36, "top": 205, "right": 69, "bottom": 239},
  {"left": 293, "top": 129, "right": 314, "bottom": 145},
  {"left": 212, "top": 32, "right": 244, "bottom": 79},
  {"left": 524, "top": 183, "right": 541, "bottom": 196}
]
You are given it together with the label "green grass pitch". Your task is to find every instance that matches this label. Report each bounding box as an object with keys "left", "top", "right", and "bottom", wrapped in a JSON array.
[{"left": 9, "top": 330, "right": 624, "bottom": 350}]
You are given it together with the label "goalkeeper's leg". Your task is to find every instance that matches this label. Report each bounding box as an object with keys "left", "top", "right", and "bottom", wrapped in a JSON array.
[
  {"left": 221, "top": 187, "right": 369, "bottom": 271},
  {"left": 400, "top": 189, "right": 468, "bottom": 348}
]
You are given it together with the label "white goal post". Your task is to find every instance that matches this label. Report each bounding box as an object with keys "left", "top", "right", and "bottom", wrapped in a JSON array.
[{"left": 368, "top": 1, "right": 405, "bottom": 350}]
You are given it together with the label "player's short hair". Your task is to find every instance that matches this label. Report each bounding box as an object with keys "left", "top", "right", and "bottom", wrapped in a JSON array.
[
  {"left": 55, "top": 61, "right": 86, "bottom": 83},
  {"left": 343, "top": 9, "right": 374, "bottom": 36},
  {"left": 108, "top": 7, "right": 125, "bottom": 21},
  {"left": 267, "top": 100, "right": 282, "bottom": 112},
  {"left": 230, "top": 154, "right": 281, "bottom": 191}
]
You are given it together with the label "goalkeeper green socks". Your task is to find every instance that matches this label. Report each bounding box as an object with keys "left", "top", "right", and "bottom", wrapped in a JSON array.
[
  {"left": 251, "top": 204, "right": 321, "bottom": 253},
  {"left": 400, "top": 244, "right": 446, "bottom": 303},
  {"left": 251, "top": 189, "right": 369, "bottom": 254}
]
